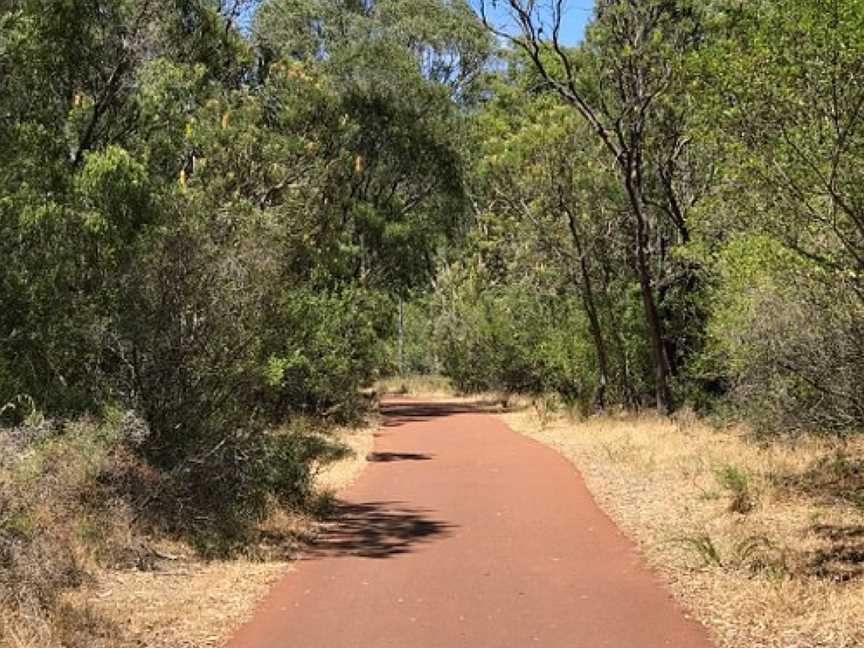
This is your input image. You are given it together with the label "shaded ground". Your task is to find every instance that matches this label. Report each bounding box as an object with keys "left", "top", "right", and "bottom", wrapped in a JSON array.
[
  {"left": 305, "top": 500, "right": 453, "bottom": 560},
  {"left": 228, "top": 399, "right": 714, "bottom": 648}
]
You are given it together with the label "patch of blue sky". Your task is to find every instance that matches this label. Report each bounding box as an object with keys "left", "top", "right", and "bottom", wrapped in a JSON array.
[{"left": 471, "top": 0, "right": 594, "bottom": 45}]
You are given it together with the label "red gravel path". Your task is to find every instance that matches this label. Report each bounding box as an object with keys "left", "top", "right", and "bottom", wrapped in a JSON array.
[{"left": 228, "top": 400, "right": 714, "bottom": 648}]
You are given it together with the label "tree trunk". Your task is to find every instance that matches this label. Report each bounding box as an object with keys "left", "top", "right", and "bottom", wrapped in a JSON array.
[
  {"left": 597, "top": 255, "right": 637, "bottom": 407},
  {"left": 580, "top": 256, "right": 610, "bottom": 410},
  {"left": 565, "top": 209, "right": 610, "bottom": 409},
  {"left": 623, "top": 158, "right": 673, "bottom": 413},
  {"left": 397, "top": 296, "right": 405, "bottom": 376},
  {"left": 636, "top": 238, "right": 673, "bottom": 413}
]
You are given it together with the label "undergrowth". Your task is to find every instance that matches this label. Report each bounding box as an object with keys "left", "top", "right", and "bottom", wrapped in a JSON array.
[{"left": 0, "top": 408, "right": 355, "bottom": 648}]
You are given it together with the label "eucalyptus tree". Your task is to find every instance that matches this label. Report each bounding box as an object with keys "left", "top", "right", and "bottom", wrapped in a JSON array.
[
  {"left": 254, "top": 0, "right": 492, "bottom": 295},
  {"left": 479, "top": 0, "right": 710, "bottom": 412},
  {"left": 472, "top": 70, "right": 641, "bottom": 407},
  {"left": 0, "top": 0, "right": 249, "bottom": 413},
  {"left": 700, "top": 0, "right": 864, "bottom": 298}
]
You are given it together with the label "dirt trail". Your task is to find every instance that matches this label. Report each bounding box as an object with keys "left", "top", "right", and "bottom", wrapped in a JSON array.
[{"left": 228, "top": 400, "right": 714, "bottom": 648}]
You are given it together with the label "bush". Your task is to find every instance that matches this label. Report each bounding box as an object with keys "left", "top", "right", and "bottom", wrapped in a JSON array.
[
  {"left": 0, "top": 417, "right": 134, "bottom": 645},
  {"left": 108, "top": 203, "right": 276, "bottom": 469},
  {"left": 708, "top": 236, "right": 864, "bottom": 436},
  {"left": 434, "top": 281, "right": 596, "bottom": 401},
  {"left": 133, "top": 417, "right": 350, "bottom": 556},
  {"left": 262, "top": 287, "right": 391, "bottom": 422},
  {"left": 389, "top": 296, "right": 442, "bottom": 376}
]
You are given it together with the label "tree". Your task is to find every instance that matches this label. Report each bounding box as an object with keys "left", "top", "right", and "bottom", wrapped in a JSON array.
[
  {"left": 692, "top": 0, "right": 864, "bottom": 433},
  {"left": 479, "top": 0, "right": 709, "bottom": 412},
  {"left": 469, "top": 74, "right": 625, "bottom": 406},
  {"left": 254, "top": 0, "right": 491, "bottom": 294}
]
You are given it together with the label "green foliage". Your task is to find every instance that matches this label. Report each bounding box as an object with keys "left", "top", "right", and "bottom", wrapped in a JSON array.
[
  {"left": 683, "top": 0, "right": 864, "bottom": 434},
  {"left": 434, "top": 272, "right": 597, "bottom": 401},
  {"left": 74, "top": 145, "right": 151, "bottom": 238},
  {"left": 6, "top": 0, "right": 864, "bottom": 605},
  {"left": 715, "top": 464, "right": 755, "bottom": 514},
  {"left": 705, "top": 234, "right": 864, "bottom": 435},
  {"left": 0, "top": 0, "right": 477, "bottom": 568},
  {"left": 263, "top": 288, "right": 392, "bottom": 420},
  {"left": 430, "top": 0, "right": 864, "bottom": 434},
  {"left": 142, "top": 418, "right": 351, "bottom": 556},
  {"left": 392, "top": 297, "right": 441, "bottom": 375},
  {"left": 255, "top": 0, "right": 491, "bottom": 94}
]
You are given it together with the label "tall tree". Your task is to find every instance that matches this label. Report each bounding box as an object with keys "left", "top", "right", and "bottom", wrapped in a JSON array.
[{"left": 480, "top": 0, "right": 707, "bottom": 412}]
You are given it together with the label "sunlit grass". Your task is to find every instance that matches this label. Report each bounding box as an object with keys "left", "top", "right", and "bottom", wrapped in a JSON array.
[{"left": 501, "top": 409, "right": 864, "bottom": 648}]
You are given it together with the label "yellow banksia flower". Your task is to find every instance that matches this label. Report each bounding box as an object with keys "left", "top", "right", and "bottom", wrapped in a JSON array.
[
  {"left": 179, "top": 168, "right": 187, "bottom": 191},
  {"left": 221, "top": 112, "right": 230, "bottom": 130},
  {"left": 354, "top": 154, "right": 364, "bottom": 175}
]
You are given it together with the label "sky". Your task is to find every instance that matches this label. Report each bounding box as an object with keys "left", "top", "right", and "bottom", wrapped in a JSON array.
[{"left": 470, "top": 1, "right": 595, "bottom": 46}]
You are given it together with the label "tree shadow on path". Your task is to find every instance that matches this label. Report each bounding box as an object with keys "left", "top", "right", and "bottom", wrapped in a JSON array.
[
  {"left": 380, "top": 400, "right": 510, "bottom": 428},
  {"left": 366, "top": 452, "right": 434, "bottom": 462},
  {"left": 304, "top": 501, "right": 455, "bottom": 560}
]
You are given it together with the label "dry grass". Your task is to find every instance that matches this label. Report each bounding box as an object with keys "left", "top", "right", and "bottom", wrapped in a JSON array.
[
  {"left": 314, "top": 422, "right": 375, "bottom": 494},
  {"left": 375, "top": 374, "right": 457, "bottom": 399},
  {"left": 501, "top": 408, "right": 864, "bottom": 648},
  {"left": 374, "top": 375, "right": 533, "bottom": 413},
  {"left": 1, "top": 421, "right": 376, "bottom": 648},
  {"left": 69, "top": 560, "right": 291, "bottom": 648},
  {"left": 0, "top": 419, "right": 134, "bottom": 648},
  {"left": 92, "top": 422, "right": 375, "bottom": 648}
]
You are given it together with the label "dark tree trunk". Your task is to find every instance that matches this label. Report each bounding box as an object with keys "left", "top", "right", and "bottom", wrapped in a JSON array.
[
  {"left": 580, "top": 256, "right": 610, "bottom": 409},
  {"left": 623, "top": 157, "right": 673, "bottom": 414},
  {"left": 565, "top": 208, "right": 610, "bottom": 409}
]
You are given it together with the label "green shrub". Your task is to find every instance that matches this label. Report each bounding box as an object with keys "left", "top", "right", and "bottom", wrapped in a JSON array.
[
  {"left": 434, "top": 281, "right": 597, "bottom": 400},
  {"left": 715, "top": 464, "right": 755, "bottom": 514},
  {"left": 136, "top": 417, "right": 350, "bottom": 556},
  {"left": 263, "top": 287, "right": 391, "bottom": 422},
  {"left": 708, "top": 235, "right": 864, "bottom": 436}
]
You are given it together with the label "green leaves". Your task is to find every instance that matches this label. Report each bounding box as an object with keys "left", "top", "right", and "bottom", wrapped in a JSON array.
[{"left": 74, "top": 146, "right": 150, "bottom": 236}]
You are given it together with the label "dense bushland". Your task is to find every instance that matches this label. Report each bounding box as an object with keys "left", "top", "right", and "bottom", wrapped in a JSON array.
[
  {"left": 4, "top": 0, "right": 864, "bottom": 643},
  {"left": 1, "top": 0, "right": 486, "bottom": 522},
  {"left": 422, "top": 0, "right": 864, "bottom": 438},
  {"left": 0, "top": 0, "right": 489, "bottom": 641}
]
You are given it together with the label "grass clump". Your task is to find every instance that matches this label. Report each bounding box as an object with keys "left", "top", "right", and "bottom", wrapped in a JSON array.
[
  {"left": 715, "top": 464, "right": 755, "bottom": 514},
  {"left": 0, "top": 417, "right": 132, "bottom": 647}
]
